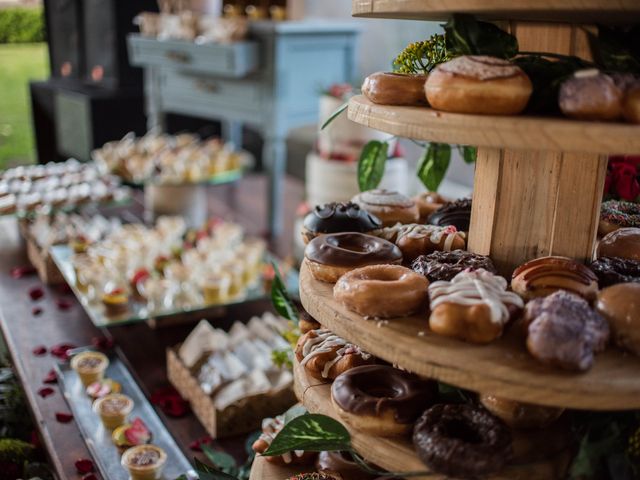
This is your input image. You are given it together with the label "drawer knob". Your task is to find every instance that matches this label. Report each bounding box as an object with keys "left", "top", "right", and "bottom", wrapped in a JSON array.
[{"left": 195, "top": 80, "right": 219, "bottom": 93}]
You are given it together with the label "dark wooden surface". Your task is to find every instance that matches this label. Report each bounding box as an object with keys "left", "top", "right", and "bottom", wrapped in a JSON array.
[{"left": 0, "top": 175, "right": 303, "bottom": 479}]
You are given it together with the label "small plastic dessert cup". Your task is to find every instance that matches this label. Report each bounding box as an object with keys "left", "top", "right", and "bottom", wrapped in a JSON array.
[
  {"left": 70, "top": 351, "right": 109, "bottom": 388},
  {"left": 121, "top": 444, "right": 167, "bottom": 480},
  {"left": 93, "top": 393, "right": 134, "bottom": 429}
]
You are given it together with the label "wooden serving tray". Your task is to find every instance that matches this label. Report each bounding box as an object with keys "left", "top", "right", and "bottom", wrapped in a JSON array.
[
  {"left": 299, "top": 263, "right": 640, "bottom": 410},
  {"left": 293, "top": 360, "right": 570, "bottom": 480},
  {"left": 347, "top": 95, "right": 640, "bottom": 155}
]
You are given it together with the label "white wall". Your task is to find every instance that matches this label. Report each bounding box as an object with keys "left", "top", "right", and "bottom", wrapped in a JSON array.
[{"left": 304, "top": 0, "right": 475, "bottom": 192}]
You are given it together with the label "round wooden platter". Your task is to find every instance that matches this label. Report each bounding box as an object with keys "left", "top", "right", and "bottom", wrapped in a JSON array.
[
  {"left": 347, "top": 95, "right": 640, "bottom": 155},
  {"left": 352, "top": 0, "right": 640, "bottom": 22},
  {"left": 293, "top": 360, "right": 571, "bottom": 480},
  {"left": 299, "top": 262, "right": 640, "bottom": 410},
  {"left": 249, "top": 454, "right": 316, "bottom": 480}
]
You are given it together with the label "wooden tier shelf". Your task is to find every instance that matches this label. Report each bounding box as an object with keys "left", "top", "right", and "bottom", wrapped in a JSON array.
[
  {"left": 352, "top": 0, "right": 640, "bottom": 22},
  {"left": 348, "top": 95, "right": 640, "bottom": 155},
  {"left": 294, "top": 360, "right": 571, "bottom": 480},
  {"left": 299, "top": 263, "right": 640, "bottom": 410},
  {"left": 249, "top": 455, "right": 315, "bottom": 480}
]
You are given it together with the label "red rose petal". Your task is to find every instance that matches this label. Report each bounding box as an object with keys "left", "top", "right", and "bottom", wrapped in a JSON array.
[
  {"left": 189, "top": 435, "right": 213, "bottom": 452},
  {"left": 10, "top": 265, "right": 36, "bottom": 279},
  {"left": 75, "top": 459, "right": 95, "bottom": 474},
  {"left": 43, "top": 369, "right": 58, "bottom": 384},
  {"left": 32, "top": 306, "right": 43, "bottom": 316},
  {"left": 150, "top": 386, "right": 189, "bottom": 418},
  {"left": 38, "top": 387, "right": 55, "bottom": 398},
  {"left": 32, "top": 345, "right": 47, "bottom": 356},
  {"left": 55, "top": 412, "right": 73, "bottom": 423},
  {"left": 91, "top": 336, "right": 114, "bottom": 351},
  {"left": 28, "top": 286, "right": 44, "bottom": 301},
  {"left": 55, "top": 298, "right": 73, "bottom": 311},
  {"left": 50, "top": 343, "right": 76, "bottom": 360},
  {"left": 55, "top": 283, "right": 73, "bottom": 295}
]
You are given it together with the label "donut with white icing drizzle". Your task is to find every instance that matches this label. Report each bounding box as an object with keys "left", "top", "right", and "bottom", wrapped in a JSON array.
[
  {"left": 428, "top": 269, "right": 524, "bottom": 344},
  {"left": 377, "top": 223, "right": 466, "bottom": 263}
]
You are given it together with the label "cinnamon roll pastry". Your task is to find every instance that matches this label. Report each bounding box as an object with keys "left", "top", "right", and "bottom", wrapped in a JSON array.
[
  {"left": 428, "top": 269, "right": 524, "bottom": 344},
  {"left": 376, "top": 223, "right": 466, "bottom": 263},
  {"left": 295, "top": 329, "right": 374, "bottom": 381}
]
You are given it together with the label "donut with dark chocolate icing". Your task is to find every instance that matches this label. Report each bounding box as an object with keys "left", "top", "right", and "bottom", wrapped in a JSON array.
[
  {"left": 301, "top": 202, "right": 382, "bottom": 244},
  {"left": 597, "top": 227, "right": 640, "bottom": 261},
  {"left": 411, "top": 249, "right": 497, "bottom": 282},
  {"left": 428, "top": 198, "right": 472, "bottom": 231},
  {"left": 304, "top": 233, "right": 402, "bottom": 283},
  {"left": 331, "top": 365, "right": 438, "bottom": 437},
  {"left": 590, "top": 256, "right": 640, "bottom": 287},
  {"left": 413, "top": 404, "right": 513, "bottom": 478}
]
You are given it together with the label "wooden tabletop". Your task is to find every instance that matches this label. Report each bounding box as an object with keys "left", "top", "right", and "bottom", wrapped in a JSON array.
[{"left": 0, "top": 175, "right": 303, "bottom": 479}]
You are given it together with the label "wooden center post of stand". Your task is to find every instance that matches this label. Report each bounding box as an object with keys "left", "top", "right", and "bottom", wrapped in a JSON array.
[{"left": 467, "top": 21, "right": 608, "bottom": 276}]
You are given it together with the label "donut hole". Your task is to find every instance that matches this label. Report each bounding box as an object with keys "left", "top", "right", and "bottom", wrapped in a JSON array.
[{"left": 440, "top": 418, "right": 483, "bottom": 444}]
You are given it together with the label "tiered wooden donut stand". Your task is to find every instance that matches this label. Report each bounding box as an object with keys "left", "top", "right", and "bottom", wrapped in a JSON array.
[{"left": 253, "top": 2, "right": 640, "bottom": 478}]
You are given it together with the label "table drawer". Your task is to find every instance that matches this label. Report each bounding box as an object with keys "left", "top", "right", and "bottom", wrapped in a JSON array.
[
  {"left": 160, "top": 72, "right": 262, "bottom": 115},
  {"left": 128, "top": 34, "right": 259, "bottom": 78}
]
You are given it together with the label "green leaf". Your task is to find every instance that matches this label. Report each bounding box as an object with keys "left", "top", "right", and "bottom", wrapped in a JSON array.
[
  {"left": 461, "top": 146, "right": 477, "bottom": 164},
  {"left": 320, "top": 102, "right": 348, "bottom": 130},
  {"left": 444, "top": 14, "right": 518, "bottom": 59},
  {"left": 202, "top": 445, "right": 238, "bottom": 476},
  {"left": 262, "top": 414, "right": 351, "bottom": 456},
  {"left": 270, "top": 261, "right": 298, "bottom": 323},
  {"left": 271, "top": 348, "right": 293, "bottom": 369},
  {"left": 417, "top": 143, "right": 451, "bottom": 192},
  {"left": 588, "top": 25, "right": 640, "bottom": 74},
  {"left": 194, "top": 458, "right": 239, "bottom": 480},
  {"left": 357, "top": 140, "right": 388, "bottom": 191}
]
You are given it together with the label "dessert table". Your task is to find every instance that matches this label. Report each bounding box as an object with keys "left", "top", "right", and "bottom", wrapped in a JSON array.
[{"left": 0, "top": 174, "right": 303, "bottom": 479}]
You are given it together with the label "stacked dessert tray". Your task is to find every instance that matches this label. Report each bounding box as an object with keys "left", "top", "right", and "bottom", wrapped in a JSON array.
[
  {"left": 281, "top": 2, "right": 640, "bottom": 480},
  {"left": 55, "top": 347, "right": 193, "bottom": 480}
]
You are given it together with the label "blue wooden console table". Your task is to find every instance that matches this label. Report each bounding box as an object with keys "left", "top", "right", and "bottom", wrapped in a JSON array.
[{"left": 127, "top": 21, "right": 359, "bottom": 235}]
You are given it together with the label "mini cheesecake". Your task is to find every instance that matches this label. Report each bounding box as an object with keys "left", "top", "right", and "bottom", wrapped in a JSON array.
[
  {"left": 101, "top": 287, "right": 129, "bottom": 317},
  {"left": 71, "top": 351, "right": 109, "bottom": 387},
  {"left": 121, "top": 444, "right": 167, "bottom": 480},
  {"left": 94, "top": 393, "right": 134, "bottom": 429}
]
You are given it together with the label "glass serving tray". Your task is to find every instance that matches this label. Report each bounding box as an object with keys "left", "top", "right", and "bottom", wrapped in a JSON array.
[
  {"left": 50, "top": 245, "right": 299, "bottom": 327},
  {"left": 55, "top": 350, "right": 195, "bottom": 480}
]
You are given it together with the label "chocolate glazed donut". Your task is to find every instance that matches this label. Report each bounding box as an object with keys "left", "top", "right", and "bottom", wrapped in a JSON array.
[
  {"left": 428, "top": 198, "right": 472, "bottom": 232},
  {"left": 301, "top": 202, "right": 382, "bottom": 244},
  {"left": 413, "top": 404, "right": 513, "bottom": 478},
  {"left": 331, "top": 365, "right": 437, "bottom": 437}
]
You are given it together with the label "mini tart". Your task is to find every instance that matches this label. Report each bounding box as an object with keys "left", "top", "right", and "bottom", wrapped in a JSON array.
[
  {"left": 425, "top": 55, "right": 532, "bottom": 115},
  {"left": 71, "top": 351, "right": 109, "bottom": 388},
  {"left": 94, "top": 393, "right": 134, "bottom": 430},
  {"left": 86, "top": 378, "right": 122, "bottom": 401},
  {"left": 121, "top": 444, "right": 167, "bottom": 480},
  {"left": 102, "top": 288, "right": 129, "bottom": 317}
]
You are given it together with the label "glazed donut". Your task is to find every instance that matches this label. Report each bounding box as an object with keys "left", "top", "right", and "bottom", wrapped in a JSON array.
[
  {"left": 523, "top": 290, "right": 609, "bottom": 371},
  {"left": 295, "top": 329, "right": 374, "bottom": 381},
  {"left": 299, "top": 310, "right": 321, "bottom": 334},
  {"left": 479, "top": 394, "right": 564, "bottom": 429},
  {"left": 376, "top": 224, "right": 466, "bottom": 264},
  {"left": 511, "top": 256, "right": 599, "bottom": 303},
  {"left": 559, "top": 69, "right": 623, "bottom": 121},
  {"left": 362, "top": 71, "right": 428, "bottom": 106},
  {"left": 351, "top": 189, "right": 419, "bottom": 227},
  {"left": 412, "top": 249, "right": 497, "bottom": 282},
  {"left": 413, "top": 404, "right": 513, "bottom": 478},
  {"left": 252, "top": 415, "right": 317, "bottom": 466},
  {"left": 590, "top": 256, "right": 640, "bottom": 287},
  {"left": 316, "top": 451, "right": 378, "bottom": 480},
  {"left": 414, "top": 191, "right": 447, "bottom": 222},
  {"left": 428, "top": 198, "right": 472, "bottom": 232},
  {"left": 597, "top": 227, "right": 640, "bottom": 261},
  {"left": 596, "top": 283, "right": 640, "bottom": 356},
  {"left": 599, "top": 200, "right": 640, "bottom": 236},
  {"left": 623, "top": 84, "right": 640, "bottom": 124},
  {"left": 304, "top": 233, "right": 402, "bottom": 283},
  {"left": 331, "top": 365, "right": 437, "bottom": 437},
  {"left": 425, "top": 55, "right": 532, "bottom": 115},
  {"left": 301, "top": 202, "right": 382, "bottom": 244},
  {"left": 428, "top": 269, "right": 524, "bottom": 344},
  {"left": 334, "top": 264, "right": 429, "bottom": 319}
]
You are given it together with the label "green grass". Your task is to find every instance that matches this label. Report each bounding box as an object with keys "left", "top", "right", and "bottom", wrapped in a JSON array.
[{"left": 0, "top": 43, "right": 48, "bottom": 169}]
